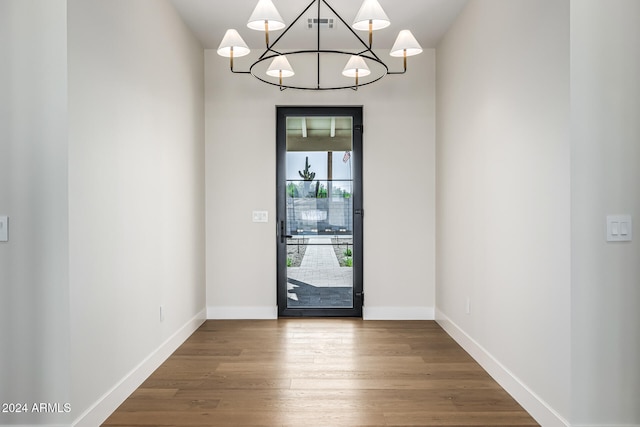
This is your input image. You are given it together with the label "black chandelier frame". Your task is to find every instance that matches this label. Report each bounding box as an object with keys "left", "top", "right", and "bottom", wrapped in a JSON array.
[{"left": 229, "top": 0, "right": 408, "bottom": 91}]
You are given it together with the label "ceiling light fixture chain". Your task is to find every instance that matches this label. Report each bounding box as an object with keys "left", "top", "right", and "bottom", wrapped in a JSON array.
[{"left": 217, "top": 0, "right": 423, "bottom": 91}]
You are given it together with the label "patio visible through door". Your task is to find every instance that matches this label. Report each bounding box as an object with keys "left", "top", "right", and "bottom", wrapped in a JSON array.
[{"left": 276, "top": 106, "right": 363, "bottom": 317}]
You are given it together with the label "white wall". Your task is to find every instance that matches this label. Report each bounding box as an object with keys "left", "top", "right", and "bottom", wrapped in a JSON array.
[
  {"left": 436, "top": 1, "right": 571, "bottom": 425},
  {"left": 205, "top": 49, "right": 436, "bottom": 320},
  {"left": 68, "top": 0, "right": 205, "bottom": 425},
  {"left": 571, "top": 1, "right": 640, "bottom": 425},
  {"left": 0, "top": 1, "right": 71, "bottom": 425}
]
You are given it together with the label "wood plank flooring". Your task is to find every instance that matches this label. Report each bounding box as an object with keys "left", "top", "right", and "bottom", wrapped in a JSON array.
[{"left": 102, "top": 319, "right": 539, "bottom": 427}]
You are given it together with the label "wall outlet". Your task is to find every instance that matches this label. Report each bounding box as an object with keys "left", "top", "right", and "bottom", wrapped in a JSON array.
[
  {"left": 0, "top": 216, "right": 8, "bottom": 242},
  {"left": 159, "top": 305, "right": 165, "bottom": 322},
  {"left": 465, "top": 297, "right": 471, "bottom": 315}
]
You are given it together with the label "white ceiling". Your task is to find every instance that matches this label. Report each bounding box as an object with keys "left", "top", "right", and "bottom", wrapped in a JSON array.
[{"left": 170, "top": 0, "right": 468, "bottom": 50}]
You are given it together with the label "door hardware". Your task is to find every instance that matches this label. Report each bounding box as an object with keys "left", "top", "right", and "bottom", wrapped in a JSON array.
[{"left": 280, "top": 220, "right": 292, "bottom": 243}]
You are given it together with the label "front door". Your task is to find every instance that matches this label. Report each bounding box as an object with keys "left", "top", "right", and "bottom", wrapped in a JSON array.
[{"left": 276, "top": 106, "right": 363, "bottom": 317}]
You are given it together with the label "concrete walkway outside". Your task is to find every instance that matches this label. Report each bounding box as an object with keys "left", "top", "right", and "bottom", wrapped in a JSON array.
[{"left": 287, "top": 236, "right": 352, "bottom": 288}]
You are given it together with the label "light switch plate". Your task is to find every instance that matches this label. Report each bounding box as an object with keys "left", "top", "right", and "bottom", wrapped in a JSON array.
[
  {"left": 252, "top": 211, "right": 268, "bottom": 223},
  {"left": 0, "top": 216, "right": 8, "bottom": 242},
  {"left": 607, "top": 215, "right": 632, "bottom": 242}
]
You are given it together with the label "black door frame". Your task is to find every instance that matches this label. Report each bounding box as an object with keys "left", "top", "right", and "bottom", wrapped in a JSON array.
[{"left": 276, "top": 106, "right": 363, "bottom": 317}]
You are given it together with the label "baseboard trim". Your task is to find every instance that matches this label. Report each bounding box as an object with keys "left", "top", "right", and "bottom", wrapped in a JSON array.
[
  {"left": 206, "top": 306, "right": 434, "bottom": 320},
  {"left": 207, "top": 306, "right": 278, "bottom": 319},
  {"left": 71, "top": 308, "right": 207, "bottom": 427},
  {"left": 363, "top": 306, "right": 434, "bottom": 320},
  {"left": 1, "top": 425, "right": 67, "bottom": 427},
  {"left": 435, "top": 309, "right": 569, "bottom": 427},
  {"left": 572, "top": 425, "right": 640, "bottom": 427}
]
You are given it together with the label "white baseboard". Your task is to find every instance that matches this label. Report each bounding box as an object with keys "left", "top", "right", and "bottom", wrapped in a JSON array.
[
  {"left": 573, "top": 425, "right": 640, "bottom": 427},
  {"left": 206, "top": 306, "right": 433, "bottom": 320},
  {"left": 71, "top": 309, "right": 207, "bottom": 427},
  {"left": 207, "top": 306, "right": 278, "bottom": 319},
  {"left": 435, "top": 309, "right": 570, "bottom": 427},
  {"left": 1, "top": 425, "right": 67, "bottom": 427},
  {"left": 363, "top": 306, "right": 434, "bottom": 320},
  {"left": 572, "top": 425, "right": 640, "bottom": 427}
]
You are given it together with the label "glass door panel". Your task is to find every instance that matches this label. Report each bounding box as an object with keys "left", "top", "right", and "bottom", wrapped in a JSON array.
[{"left": 277, "top": 108, "right": 363, "bottom": 317}]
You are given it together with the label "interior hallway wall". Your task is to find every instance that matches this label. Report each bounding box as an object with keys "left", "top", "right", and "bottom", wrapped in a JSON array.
[
  {"left": 571, "top": 0, "right": 640, "bottom": 424},
  {"left": 436, "top": 0, "right": 571, "bottom": 425},
  {"left": 68, "top": 0, "right": 206, "bottom": 424},
  {"left": 0, "top": 1, "right": 71, "bottom": 425},
  {"left": 204, "top": 49, "right": 436, "bottom": 320}
]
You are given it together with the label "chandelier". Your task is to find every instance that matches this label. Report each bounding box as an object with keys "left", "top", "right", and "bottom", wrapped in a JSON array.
[{"left": 216, "top": 0, "right": 423, "bottom": 91}]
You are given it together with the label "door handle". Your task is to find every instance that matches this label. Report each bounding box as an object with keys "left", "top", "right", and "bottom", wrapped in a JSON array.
[{"left": 280, "top": 221, "right": 293, "bottom": 244}]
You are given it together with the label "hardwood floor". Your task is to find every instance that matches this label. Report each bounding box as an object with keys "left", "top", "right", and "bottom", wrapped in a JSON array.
[{"left": 103, "top": 319, "right": 539, "bottom": 426}]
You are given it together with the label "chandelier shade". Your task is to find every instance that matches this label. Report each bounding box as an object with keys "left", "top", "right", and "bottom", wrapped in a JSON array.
[
  {"left": 342, "top": 56, "right": 371, "bottom": 78},
  {"left": 217, "top": 0, "right": 423, "bottom": 91},
  {"left": 352, "top": 0, "right": 391, "bottom": 31},
  {"left": 216, "top": 29, "right": 250, "bottom": 58},
  {"left": 247, "top": 0, "right": 286, "bottom": 31},
  {"left": 266, "top": 56, "right": 295, "bottom": 78},
  {"left": 390, "top": 30, "right": 423, "bottom": 57}
]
